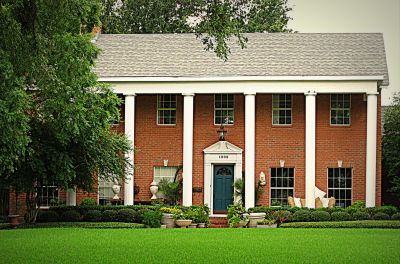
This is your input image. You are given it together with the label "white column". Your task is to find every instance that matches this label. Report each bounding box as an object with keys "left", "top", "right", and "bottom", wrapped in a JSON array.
[
  {"left": 366, "top": 93, "right": 378, "bottom": 207},
  {"left": 183, "top": 93, "right": 194, "bottom": 206},
  {"left": 66, "top": 188, "right": 76, "bottom": 206},
  {"left": 305, "top": 91, "right": 317, "bottom": 208},
  {"left": 244, "top": 93, "right": 256, "bottom": 209},
  {"left": 124, "top": 93, "right": 136, "bottom": 205}
]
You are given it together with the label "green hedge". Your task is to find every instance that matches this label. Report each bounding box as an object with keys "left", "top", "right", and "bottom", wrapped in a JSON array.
[
  {"left": 280, "top": 220, "right": 400, "bottom": 229},
  {"left": 17, "top": 222, "right": 144, "bottom": 229}
]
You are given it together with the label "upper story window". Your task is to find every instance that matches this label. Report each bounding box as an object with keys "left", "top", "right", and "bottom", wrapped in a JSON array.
[
  {"left": 270, "top": 167, "right": 294, "bottom": 206},
  {"left": 328, "top": 168, "right": 352, "bottom": 207},
  {"left": 214, "top": 94, "right": 234, "bottom": 125},
  {"left": 157, "top": 94, "right": 177, "bottom": 125},
  {"left": 272, "top": 94, "right": 292, "bottom": 125},
  {"left": 330, "top": 94, "right": 351, "bottom": 125}
]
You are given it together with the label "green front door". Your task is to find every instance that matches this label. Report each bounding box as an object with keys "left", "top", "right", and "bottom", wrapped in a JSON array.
[{"left": 213, "top": 165, "right": 234, "bottom": 214}]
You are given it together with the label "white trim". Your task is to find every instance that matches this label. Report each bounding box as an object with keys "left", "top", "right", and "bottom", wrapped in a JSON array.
[{"left": 98, "top": 75, "right": 384, "bottom": 82}]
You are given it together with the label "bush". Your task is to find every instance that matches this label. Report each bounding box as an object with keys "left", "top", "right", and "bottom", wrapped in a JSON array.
[
  {"left": 331, "top": 211, "right": 352, "bottom": 221},
  {"left": 118, "top": 209, "right": 136, "bottom": 223},
  {"left": 280, "top": 220, "right": 400, "bottom": 229},
  {"left": 142, "top": 210, "right": 163, "bottom": 228},
  {"left": 292, "top": 210, "right": 311, "bottom": 222},
  {"left": 372, "top": 212, "right": 390, "bottom": 220},
  {"left": 352, "top": 211, "right": 370, "bottom": 220},
  {"left": 102, "top": 210, "right": 118, "bottom": 222},
  {"left": 83, "top": 210, "right": 102, "bottom": 222},
  {"left": 391, "top": 213, "right": 400, "bottom": 220},
  {"left": 79, "top": 198, "right": 97, "bottom": 206},
  {"left": 310, "top": 211, "right": 331, "bottom": 222},
  {"left": 376, "top": 206, "right": 398, "bottom": 216},
  {"left": 36, "top": 211, "right": 59, "bottom": 222},
  {"left": 61, "top": 210, "right": 81, "bottom": 222},
  {"left": 134, "top": 208, "right": 150, "bottom": 223},
  {"left": 19, "top": 222, "right": 145, "bottom": 229},
  {"left": 280, "top": 210, "right": 292, "bottom": 223}
]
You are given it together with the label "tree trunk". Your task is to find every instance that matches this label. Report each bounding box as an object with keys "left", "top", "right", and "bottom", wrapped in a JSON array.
[{"left": 25, "top": 191, "right": 39, "bottom": 223}]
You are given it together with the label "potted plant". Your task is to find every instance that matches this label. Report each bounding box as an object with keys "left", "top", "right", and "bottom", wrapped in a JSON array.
[
  {"left": 189, "top": 205, "right": 210, "bottom": 228},
  {"left": 257, "top": 219, "right": 277, "bottom": 228},
  {"left": 160, "top": 207, "right": 182, "bottom": 228},
  {"left": 228, "top": 203, "right": 248, "bottom": 228},
  {"left": 173, "top": 211, "right": 192, "bottom": 228}
]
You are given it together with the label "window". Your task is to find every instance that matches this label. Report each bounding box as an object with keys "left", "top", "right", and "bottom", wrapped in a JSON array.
[
  {"left": 270, "top": 168, "right": 294, "bottom": 206},
  {"left": 98, "top": 178, "right": 120, "bottom": 205},
  {"left": 330, "top": 94, "right": 351, "bottom": 125},
  {"left": 272, "top": 94, "right": 292, "bottom": 125},
  {"left": 157, "top": 94, "right": 177, "bottom": 125},
  {"left": 328, "top": 168, "right": 352, "bottom": 207},
  {"left": 214, "top": 94, "right": 234, "bottom": 125},
  {"left": 37, "top": 185, "right": 59, "bottom": 207},
  {"left": 154, "top": 166, "right": 178, "bottom": 184}
]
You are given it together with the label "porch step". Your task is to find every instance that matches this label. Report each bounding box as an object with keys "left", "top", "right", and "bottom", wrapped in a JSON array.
[{"left": 209, "top": 216, "right": 229, "bottom": 228}]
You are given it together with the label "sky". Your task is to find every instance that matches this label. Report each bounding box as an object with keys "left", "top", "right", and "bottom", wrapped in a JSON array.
[{"left": 287, "top": 0, "right": 400, "bottom": 105}]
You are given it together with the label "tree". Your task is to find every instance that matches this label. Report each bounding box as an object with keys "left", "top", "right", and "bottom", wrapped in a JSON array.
[
  {"left": 383, "top": 93, "right": 400, "bottom": 201},
  {"left": 100, "top": 0, "right": 292, "bottom": 60},
  {"left": 0, "top": 0, "right": 131, "bottom": 222}
]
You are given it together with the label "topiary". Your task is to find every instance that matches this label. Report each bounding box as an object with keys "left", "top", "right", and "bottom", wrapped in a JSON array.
[
  {"left": 83, "top": 210, "right": 102, "bottom": 222},
  {"left": 36, "top": 210, "right": 59, "bottom": 222},
  {"left": 310, "top": 211, "right": 331, "bottom": 222},
  {"left": 102, "top": 210, "right": 118, "bottom": 222},
  {"left": 79, "top": 198, "right": 97, "bottom": 206},
  {"left": 292, "top": 210, "right": 311, "bottom": 222},
  {"left": 352, "top": 211, "right": 370, "bottom": 220},
  {"left": 372, "top": 212, "right": 390, "bottom": 220},
  {"left": 391, "top": 213, "right": 400, "bottom": 220},
  {"left": 331, "top": 211, "right": 352, "bottom": 221},
  {"left": 61, "top": 210, "right": 81, "bottom": 222},
  {"left": 142, "top": 210, "right": 163, "bottom": 228},
  {"left": 117, "top": 209, "right": 136, "bottom": 223}
]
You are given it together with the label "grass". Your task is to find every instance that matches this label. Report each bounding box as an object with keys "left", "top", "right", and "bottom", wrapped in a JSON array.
[
  {"left": 280, "top": 220, "right": 400, "bottom": 228},
  {"left": 17, "top": 222, "right": 144, "bottom": 229},
  {"left": 1, "top": 228, "right": 399, "bottom": 263}
]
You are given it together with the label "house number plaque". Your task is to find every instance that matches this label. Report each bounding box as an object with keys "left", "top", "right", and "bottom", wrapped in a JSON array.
[{"left": 218, "top": 155, "right": 229, "bottom": 159}]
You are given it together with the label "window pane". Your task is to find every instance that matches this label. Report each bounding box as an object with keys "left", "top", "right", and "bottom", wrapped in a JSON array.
[
  {"left": 331, "top": 94, "right": 351, "bottom": 125},
  {"left": 215, "top": 94, "right": 234, "bottom": 124}
]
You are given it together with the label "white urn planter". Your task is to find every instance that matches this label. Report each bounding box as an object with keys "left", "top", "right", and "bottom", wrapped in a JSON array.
[
  {"left": 248, "top": 212, "right": 266, "bottom": 228},
  {"left": 175, "top": 219, "right": 192, "bottom": 228},
  {"left": 112, "top": 184, "right": 121, "bottom": 200},
  {"left": 149, "top": 181, "right": 158, "bottom": 200},
  {"left": 257, "top": 223, "right": 278, "bottom": 228},
  {"left": 161, "top": 213, "right": 175, "bottom": 228}
]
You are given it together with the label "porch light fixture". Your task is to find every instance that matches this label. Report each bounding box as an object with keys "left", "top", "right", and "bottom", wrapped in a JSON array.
[
  {"left": 337, "top": 160, "right": 343, "bottom": 168},
  {"left": 279, "top": 160, "right": 285, "bottom": 168},
  {"left": 217, "top": 124, "right": 227, "bottom": 141},
  {"left": 259, "top": 172, "right": 266, "bottom": 186}
]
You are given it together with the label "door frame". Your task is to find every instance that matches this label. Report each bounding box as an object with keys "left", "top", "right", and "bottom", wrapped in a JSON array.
[{"left": 212, "top": 164, "right": 235, "bottom": 214}]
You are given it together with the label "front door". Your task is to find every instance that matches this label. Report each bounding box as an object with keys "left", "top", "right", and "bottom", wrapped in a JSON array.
[{"left": 213, "top": 165, "right": 234, "bottom": 214}]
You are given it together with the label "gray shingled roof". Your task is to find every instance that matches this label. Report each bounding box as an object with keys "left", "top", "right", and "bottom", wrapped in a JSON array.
[{"left": 94, "top": 33, "right": 389, "bottom": 86}]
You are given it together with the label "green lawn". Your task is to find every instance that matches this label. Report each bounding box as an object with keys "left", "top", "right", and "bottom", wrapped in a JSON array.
[{"left": 1, "top": 228, "right": 399, "bottom": 263}]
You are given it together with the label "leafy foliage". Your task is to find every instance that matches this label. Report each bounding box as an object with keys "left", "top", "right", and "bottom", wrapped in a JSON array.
[
  {"left": 83, "top": 210, "right": 102, "bottom": 222},
  {"left": 100, "top": 0, "right": 292, "bottom": 60},
  {"left": 61, "top": 210, "right": 81, "bottom": 222},
  {"left": 280, "top": 220, "right": 400, "bottom": 229},
  {"left": 142, "top": 210, "right": 163, "bottom": 228},
  {"left": 383, "top": 93, "right": 400, "bottom": 200},
  {"left": 80, "top": 198, "right": 97, "bottom": 207},
  {"left": 372, "top": 212, "right": 390, "bottom": 221}
]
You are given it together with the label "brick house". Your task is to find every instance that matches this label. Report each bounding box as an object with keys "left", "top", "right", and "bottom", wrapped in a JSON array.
[{"left": 5, "top": 33, "right": 388, "bottom": 216}]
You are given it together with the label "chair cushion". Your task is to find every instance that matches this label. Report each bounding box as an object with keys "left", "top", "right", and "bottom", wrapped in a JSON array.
[
  {"left": 288, "top": 196, "right": 295, "bottom": 208},
  {"left": 314, "top": 187, "right": 326, "bottom": 199},
  {"left": 315, "top": 197, "right": 323, "bottom": 208},
  {"left": 328, "top": 197, "right": 336, "bottom": 208},
  {"left": 294, "top": 197, "right": 302, "bottom": 208},
  {"left": 300, "top": 199, "right": 306, "bottom": 208},
  {"left": 321, "top": 197, "right": 330, "bottom": 208}
]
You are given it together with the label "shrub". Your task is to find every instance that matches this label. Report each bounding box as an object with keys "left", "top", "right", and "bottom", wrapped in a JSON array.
[
  {"left": 61, "top": 210, "right": 81, "bottom": 222},
  {"left": 19, "top": 222, "right": 145, "bottom": 229},
  {"left": 352, "top": 211, "right": 370, "bottom": 220},
  {"left": 292, "top": 210, "right": 311, "bottom": 222},
  {"left": 83, "top": 210, "right": 102, "bottom": 222},
  {"left": 331, "top": 211, "right": 352, "bottom": 221},
  {"left": 36, "top": 211, "right": 59, "bottom": 222},
  {"left": 372, "top": 212, "right": 390, "bottom": 220},
  {"left": 102, "top": 210, "right": 118, "bottom": 222},
  {"left": 310, "top": 211, "right": 331, "bottom": 222},
  {"left": 391, "top": 213, "right": 400, "bottom": 220},
  {"left": 134, "top": 208, "right": 150, "bottom": 223},
  {"left": 280, "top": 220, "right": 400, "bottom": 229},
  {"left": 142, "top": 210, "right": 163, "bottom": 228},
  {"left": 376, "top": 206, "right": 398, "bottom": 216},
  {"left": 280, "top": 210, "right": 292, "bottom": 223},
  {"left": 118, "top": 209, "right": 136, "bottom": 223},
  {"left": 79, "top": 198, "right": 97, "bottom": 206}
]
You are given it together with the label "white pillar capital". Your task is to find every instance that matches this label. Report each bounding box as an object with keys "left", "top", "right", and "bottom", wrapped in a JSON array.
[
  {"left": 305, "top": 93, "right": 316, "bottom": 208},
  {"left": 123, "top": 92, "right": 136, "bottom": 96},
  {"left": 304, "top": 91, "right": 317, "bottom": 96},
  {"left": 366, "top": 93, "right": 378, "bottom": 207},
  {"left": 366, "top": 92, "right": 379, "bottom": 96},
  {"left": 244, "top": 92, "right": 256, "bottom": 96},
  {"left": 124, "top": 94, "right": 135, "bottom": 205},
  {"left": 182, "top": 93, "right": 195, "bottom": 97},
  {"left": 245, "top": 94, "right": 256, "bottom": 209},
  {"left": 183, "top": 95, "right": 194, "bottom": 206}
]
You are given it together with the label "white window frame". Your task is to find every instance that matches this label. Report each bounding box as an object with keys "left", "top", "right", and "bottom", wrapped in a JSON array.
[
  {"left": 272, "top": 94, "right": 293, "bottom": 125},
  {"left": 214, "top": 94, "right": 235, "bottom": 125},
  {"left": 327, "top": 168, "right": 353, "bottom": 208},
  {"left": 37, "top": 185, "right": 59, "bottom": 207},
  {"left": 157, "top": 94, "right": 177, "bottom": 126},
  {"left": 269, "top": 167, "right": 295, "bottom": 206},
  {"left": 330, "top": 94, "right": 351, "bottom": 126},
  {"left": 153, "top": 166, "right": 178, "bottom": 184},
  {"left": 98, "top": 177, "right": 120, "bottom": 205}
]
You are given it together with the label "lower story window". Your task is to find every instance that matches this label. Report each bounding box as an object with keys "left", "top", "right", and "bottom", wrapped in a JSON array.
[
  {"left": 328, "top": 168, "right": 352, "bottom": 207},
  {"left": 154, "top": 166, "right": 178, "bottom": 184},
  {"left": 270, "top": 167, "right": 294, "bottom": 206},
  {"left": 98, "top": 178, "right": 120, "bottom": 205},
  {"left": 37, "top": 186, "right": 58, "bottom": 207}
]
